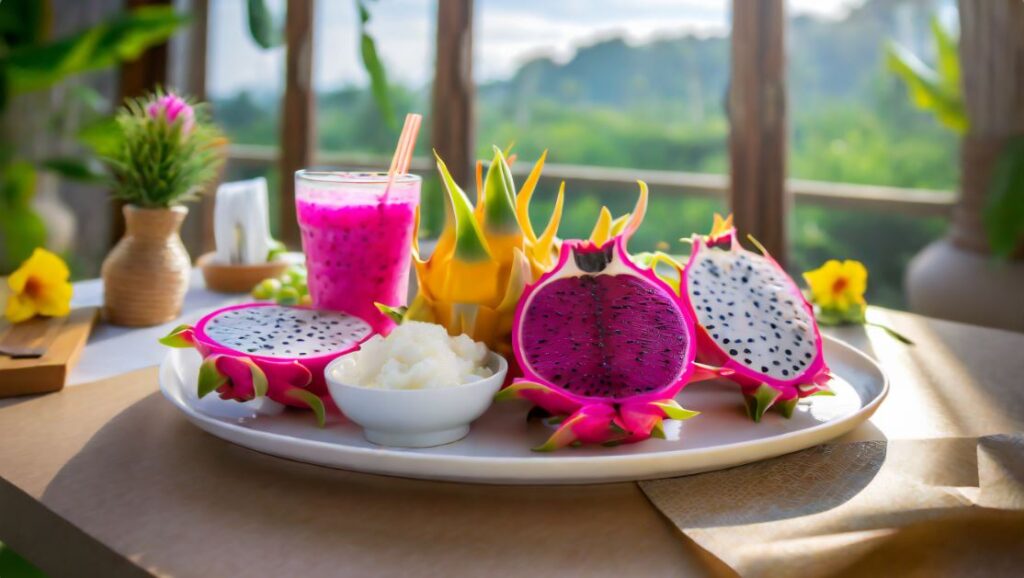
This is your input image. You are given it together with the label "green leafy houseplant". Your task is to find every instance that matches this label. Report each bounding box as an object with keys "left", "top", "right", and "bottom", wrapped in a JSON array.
[
  {"left": 886, "top": 18, "right": 1024, "bottom": 258},
  {"left": 0, "top": 1, "right": 187, "bottom": 272},
  {"left": 103, "top": 91, "right": 225, "bottom": 207}
]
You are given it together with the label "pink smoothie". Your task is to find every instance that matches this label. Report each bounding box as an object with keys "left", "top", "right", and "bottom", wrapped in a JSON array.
[{"left": 295, "top": 173, "right": 419, "bottom": 332}]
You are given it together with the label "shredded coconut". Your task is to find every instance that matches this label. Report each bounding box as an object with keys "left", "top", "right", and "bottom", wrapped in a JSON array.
[{"left": 336, "top": 321, "right": 493, "bottom": 389}]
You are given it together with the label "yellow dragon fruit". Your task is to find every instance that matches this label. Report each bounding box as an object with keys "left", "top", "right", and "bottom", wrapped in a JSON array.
[{"left": 379, "top": 146, "right": 564, "bottom": 360}]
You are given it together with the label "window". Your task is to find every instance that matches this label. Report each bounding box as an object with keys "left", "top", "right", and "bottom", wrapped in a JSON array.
[
  {"left": 787, "top": 0, "right": 957, "bottom": 306},
  {"left": 199, "top": 0, "right": 959, "bottom": 308}
]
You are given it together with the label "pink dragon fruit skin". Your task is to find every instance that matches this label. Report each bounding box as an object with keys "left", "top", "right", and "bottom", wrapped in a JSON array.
[
  {"left": 160, "top": 302, "right": 373, "bottom": 426},
  {"left": 682, "top": 226, "right": 833, "bottom": 422},
  {"left": 499, "top": 186, "right": 725, "bottom": 450}
]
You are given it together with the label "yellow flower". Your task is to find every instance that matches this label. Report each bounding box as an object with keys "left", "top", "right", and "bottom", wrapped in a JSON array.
[
  {"left": 802, "top": 259, "right": 867, "bottom": 313},
  {"left": 5, "top": 248, "right": 73, "bottom": 323}
]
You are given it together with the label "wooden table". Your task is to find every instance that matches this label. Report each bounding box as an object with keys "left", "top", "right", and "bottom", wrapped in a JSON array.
[{"left": 1, "top": 274, "right": 1022, "bottom": 577}]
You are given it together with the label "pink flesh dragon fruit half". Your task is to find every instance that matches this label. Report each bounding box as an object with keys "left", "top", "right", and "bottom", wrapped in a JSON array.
[
  {"left": 499, "top": 185, "right": 726, "bottom": 450},
  {"left": 160, "top": 302, "right": 373, "bottom": 426},
  {"left": 682, "top": 215, "right": 833, "bottom": 421}
]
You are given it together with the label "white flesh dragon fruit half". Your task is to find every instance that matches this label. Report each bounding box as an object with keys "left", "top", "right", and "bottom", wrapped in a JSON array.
[
  {"left": 160, "top": 303, "right": 374, "bottom": 426},
  {"left": 683, "top": 220, "right": 832, "bottom": 421}
]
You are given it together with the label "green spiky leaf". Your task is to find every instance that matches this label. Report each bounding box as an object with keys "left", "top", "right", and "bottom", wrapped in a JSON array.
[
  {"left": 743, "top": 384, "right": 781, "bottom": 423},
  {"left": 285, "top": 388, "right": 326, "bottom": 427},
  {"left": 158, "top": 324, "right": 195, "bottom": 348},
  {"left": 240, "top": 358, "right": 268, "bottom": 398},
  {"left": 375, "top": 303, "right": 408, "bottom": 324},
  {"left": 652, "top": 399, "right": 700, "bottom": 421},
  {"left": 651, "top": 420, "right": 667, "bottom": 439},
  {"left": 435, "top": 151, "right": 491, "bottom": 262},
  {"left": 494, "top": 381, "right": 547, "bottom": 403},
  {"left": 778, "top": 398, "right": 799, "bottom": 419},
  {"left": 482, "top": 145, "right": 519, "bottom": 233},
  {"left": 197, "top": 357, "right": 227, "bottom": 399}
]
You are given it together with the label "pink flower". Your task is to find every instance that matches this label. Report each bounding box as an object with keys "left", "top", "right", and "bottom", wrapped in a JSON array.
[{"left": 146, "top": 93, "right": 195, "bottom": 134}]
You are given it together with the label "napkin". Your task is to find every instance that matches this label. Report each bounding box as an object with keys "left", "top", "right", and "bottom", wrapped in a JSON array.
[
  {"left": 213, "top": 177, "right": 274, "bottom": 265},
  {"left": 640, "top": 434, "right": 1024, "bottom": 578}
]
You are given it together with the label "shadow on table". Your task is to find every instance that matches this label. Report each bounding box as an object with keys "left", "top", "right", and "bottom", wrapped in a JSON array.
[
  {"left": 644, "top": 440, "right": 887, "bottom": 529},
  {"left": 41, "top": 391, "right": 715, "bottom": 577}
]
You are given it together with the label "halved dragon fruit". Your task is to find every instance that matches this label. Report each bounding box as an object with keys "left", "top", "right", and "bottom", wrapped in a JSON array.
[
  {"left": 682, "top": 215, "right": 833, "bottom": 421},
  {"left": 498, "top": 184, "right": 725, "bottom": 450},
  {"left": 160, "top": 302, "right": 374, "bottom": 425}
]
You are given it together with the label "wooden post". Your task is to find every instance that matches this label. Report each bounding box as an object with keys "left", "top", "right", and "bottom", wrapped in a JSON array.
[
  {"left": 113, "top": 0, "right": 172, "bottom": 247},
  {"left": 954, "top": 0, "right": 1024, "bottom": 255},
  {"left": 431, "top": 0, "right": 475, "bottom": 186},
  {"left": 279, "top": 0, "right": 316, "bottom": 246},
  {"left": 728, "top": 0, "right": 787, "bottom": 264},
  {"left": 188, "top": 0, "right": 215, "bottom": 253},
  {"left": 173, "top": 0, "right": 212, "bottom": 256}
]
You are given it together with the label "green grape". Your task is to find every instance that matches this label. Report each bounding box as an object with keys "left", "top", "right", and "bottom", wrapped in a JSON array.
[
  {"left": 266, "top": 239, "right": 287, "bottom": 262},
  {"left": 252, "top": 278, "right": 282, "bottom": 300},
  {"left": 277, "top": 286, "right": 300, "bottom": 305}
]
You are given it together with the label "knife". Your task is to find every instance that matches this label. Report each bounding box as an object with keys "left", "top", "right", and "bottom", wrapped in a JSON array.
[{"left": 0, "top": 316, "right": 63, "bottom": 359}]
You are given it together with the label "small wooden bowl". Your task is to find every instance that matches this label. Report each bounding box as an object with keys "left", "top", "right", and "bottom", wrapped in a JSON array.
[{"left": 197, "top": 252, "right": 290, "bottom": 294}]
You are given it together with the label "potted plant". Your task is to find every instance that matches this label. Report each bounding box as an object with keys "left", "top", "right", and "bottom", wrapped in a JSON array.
[
  {"left": 100, "top": 91, "right": 225, "bottom": 326},
  {"left": 0, "top": 2, "right": 186, "bottom": 274},
  {"left": 887, "top": 15, "right": 1024, "bottom": 332}
]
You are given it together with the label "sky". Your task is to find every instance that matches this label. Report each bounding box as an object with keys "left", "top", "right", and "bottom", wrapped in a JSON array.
[{"left": 206, "top": 0, "right": 867, "bottom": 98}]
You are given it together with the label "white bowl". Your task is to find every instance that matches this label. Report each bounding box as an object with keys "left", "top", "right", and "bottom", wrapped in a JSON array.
[{"left": 325, "top": 352, "right": 508, "bottom": 448}]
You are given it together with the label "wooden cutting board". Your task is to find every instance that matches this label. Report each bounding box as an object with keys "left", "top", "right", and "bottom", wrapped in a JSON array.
[{"left": 0, "top": 307, "right": 98, "bottom": 398}]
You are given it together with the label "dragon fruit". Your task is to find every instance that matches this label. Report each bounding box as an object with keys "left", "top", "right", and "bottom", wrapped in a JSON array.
[
  {"left": 378, "top": 147, "right": 564, "bottom": 361},
  {"left": 498, "top": 184, "right": 725, "bottom": 450},
  {"left": 682, "top": 214, "right": 833, "bottom": 421},
  {"left": 159, "top": 302, "right": 373, "bottom": 425}
]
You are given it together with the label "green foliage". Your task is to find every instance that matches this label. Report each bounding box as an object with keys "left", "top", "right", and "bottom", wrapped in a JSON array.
[
  {"left": 0, "top": 1, "right": 187, "bottom": 273},
  {"left": 0, "top": 542, "right": 47, "bottom": 578},
  {"left": 103, "top": 92, "right": 225, "bottom": 208},
  {"left": 246, "top": 0, "right": 282, "bottom": 49},
  {"left": 356, "top": 0, "right": 395, "bottom": 128},
  {"left": 0, "top": 160, "right": 46, "bottom": 271},
  {"left": 3, "top": 6, "right": 188, "bottom": 96},
  {"left": 984, "top": 136, "right": 1024, "bottom": 258},
  {"left": 0, "top": 0, "right": 49, "bottom": 48},
  {"left": 885, "top": 18, "right": 966, "bottom": 134}
]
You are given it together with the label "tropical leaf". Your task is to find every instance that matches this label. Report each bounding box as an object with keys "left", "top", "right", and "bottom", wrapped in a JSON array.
[
  {"left": 38, "top": 157, "right": 107, "bottom": 183},
  {"left": 930, "top": 16, "right": 959, "bottom": 94},
  {"left": 984, "top": 136, "right": 1024, "bottom": 258},
  {"left": 6, "top": 6, "right": 187, "bottom": 94},
  {"left": 0, "top": 0, "right": 50, "bottom": 47},
  {"left": 357, "top": 0, "right": 395, "bottom": 128},
  {"left": 76, "top": 115, "right": 123, "bottom": 158},
  {"left": 884, "top": 19, "right": 966, "bottom": 134},
  {"left": 246, "top": 0, "right": 282, "bottom": 49}
]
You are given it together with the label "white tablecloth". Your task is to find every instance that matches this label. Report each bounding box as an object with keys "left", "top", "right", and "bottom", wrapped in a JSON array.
[{"left": 69, "top": 271, "right": 239, "bottom": 386}]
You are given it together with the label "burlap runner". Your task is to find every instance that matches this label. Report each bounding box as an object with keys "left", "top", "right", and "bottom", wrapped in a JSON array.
[{"left": 640, "top": 312, "right": 1024, "bottom": 577}]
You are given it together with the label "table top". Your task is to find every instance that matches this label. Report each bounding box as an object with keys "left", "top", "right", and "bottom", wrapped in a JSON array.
[{"left": 2, "top": 273, "right": 1023, "bottom": 577}]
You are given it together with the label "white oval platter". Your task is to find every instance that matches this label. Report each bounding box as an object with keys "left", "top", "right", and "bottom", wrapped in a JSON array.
[{"left": 159, "top": 335, "right": 887, "bottom": 485}]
